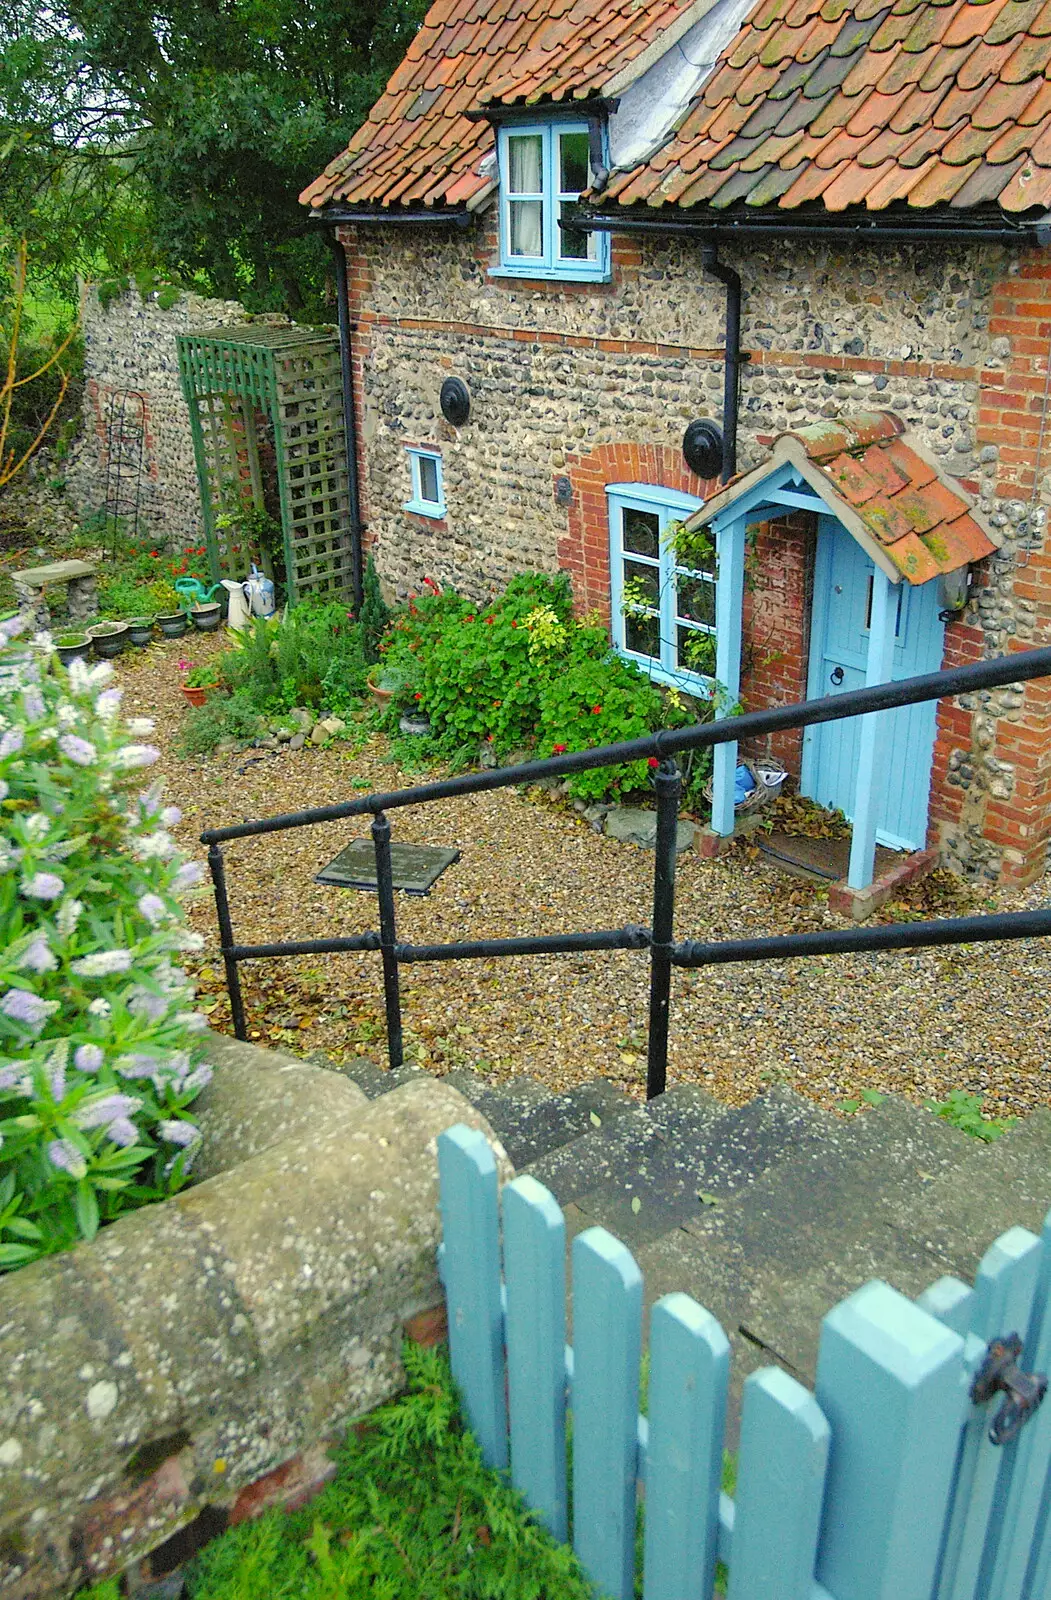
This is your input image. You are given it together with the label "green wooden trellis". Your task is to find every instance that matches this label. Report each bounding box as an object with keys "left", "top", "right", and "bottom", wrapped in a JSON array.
[{"left": 176, "top": 325, "right": 353, "bottom": 605}]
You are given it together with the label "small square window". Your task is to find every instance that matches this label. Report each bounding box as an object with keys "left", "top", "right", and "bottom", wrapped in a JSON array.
[{"left": 405, "top": 448, "right": 445, "bottom": 518}]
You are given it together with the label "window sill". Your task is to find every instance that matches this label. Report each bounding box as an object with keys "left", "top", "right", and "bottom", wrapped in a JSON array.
[
  {"left": 488, "top": 264, "right": 611, "bottom": 285},
  {"left": 403, "top": 499, "right": 446, "bottom": 521},
  {"left": 614, "top": 647, "right": 716, "bottom": 699}
]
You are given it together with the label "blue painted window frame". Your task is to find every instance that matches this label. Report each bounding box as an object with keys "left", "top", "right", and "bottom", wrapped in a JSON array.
[
  {"left": 404, "top": 447, "right": 445, "bottom": 518},
  {"left": 492, "top": 122, "right": 611, "bottom": 283},
  {"left": 607, "top": 482, "right": 712, "bottom": 695}
]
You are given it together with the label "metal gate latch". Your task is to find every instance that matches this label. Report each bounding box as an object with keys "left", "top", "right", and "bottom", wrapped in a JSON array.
[{"left": 970, "top": 1333, "right": 1048, "bottom": 1446}]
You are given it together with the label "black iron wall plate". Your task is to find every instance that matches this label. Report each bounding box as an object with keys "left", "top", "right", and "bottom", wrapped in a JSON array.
[{"left": 440, "top": 377, "right": 470, "bottom": 426}]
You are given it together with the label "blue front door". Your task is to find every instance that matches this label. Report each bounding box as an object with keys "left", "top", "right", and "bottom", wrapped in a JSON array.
[{"left": 801, "top": 518, "right": 945, "bottom": 852}]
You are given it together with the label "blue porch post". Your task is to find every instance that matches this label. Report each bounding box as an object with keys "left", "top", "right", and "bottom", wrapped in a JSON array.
[
  {"left": 711, "top": 509, "right": 748, "bottom": 837},
  {"left": 847, "top": 569, "right": 897, "bottom": 890}
]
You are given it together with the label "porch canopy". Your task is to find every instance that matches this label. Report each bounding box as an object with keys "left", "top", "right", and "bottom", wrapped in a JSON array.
[{"left": 684, "top": 411, "right": 998, "bottom": 890}]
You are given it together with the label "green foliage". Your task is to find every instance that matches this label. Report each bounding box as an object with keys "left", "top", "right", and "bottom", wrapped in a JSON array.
[
  {"left": 221, "top": 601, "right": 368, "bottom": 716},
  {"left": 839, "top": 1088, "right": 887, "bottom": 1115},
  {"left": 926, "top": 1090, "right": 1017, "bottom": 1143},
  {"left": 176, "top": 693, "right": 266, "bottom": 757},
  {"left": 381, "top": 573, "right": 714, "bottom": 803},
  {"left": 180, "top": 1343, "right": 595, "bottom": 1600},
  {"left": 1, "top": 326, "right": 83, "bottom": 474},
  {"left": 359, "top": 555, "right": 391, "bottom": 667},
  {"left": 0, "top": 619, "right": 210, "bottom": 1272}
]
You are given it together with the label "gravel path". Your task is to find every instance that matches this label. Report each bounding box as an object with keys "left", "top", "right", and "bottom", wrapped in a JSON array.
[{"left": 117, "top": 638, "right": 1050, "bottom": 1119}]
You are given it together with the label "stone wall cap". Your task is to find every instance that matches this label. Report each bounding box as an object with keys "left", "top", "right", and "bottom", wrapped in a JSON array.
[{"left": 13, "top": 559, "right": 96, "bottom": 584}]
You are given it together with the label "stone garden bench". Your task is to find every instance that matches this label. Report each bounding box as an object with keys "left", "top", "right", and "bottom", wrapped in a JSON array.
[{"left": 12, "top": 558, "right": 98, "bottom": 628}]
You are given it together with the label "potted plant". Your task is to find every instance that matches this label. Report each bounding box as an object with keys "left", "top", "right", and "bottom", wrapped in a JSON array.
[
  {"left": 55, "top": 632, "right": 91, "bottom": 667},
  {"left": 367, "top": 662, "right": 413, "bottom": 714},
  {"left": 87, "top": 620, "right": 130, "bottom": 659},
  {"left": 127, "top": 617, "right": 154, "bottom": 648},
  {"left": 181, "top": 660, "right": 221, "bottom": 707},
  {"left": 153, "top": 582, "right": 189, "bottom": 638},
  {"left": 191, "top": 601, "right": 222, "bottom": 632}
]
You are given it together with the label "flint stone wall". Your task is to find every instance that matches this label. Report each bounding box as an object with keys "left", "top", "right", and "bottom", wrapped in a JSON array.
[
  {"left": 0, "top": 1035, "right": 507, "bottom": 1599},
  {"left": 66, "top": 288, "right": 285, "bottom": 549},
  {"left": 345, "top": 215, "right": 1051, "bottom": 884}
]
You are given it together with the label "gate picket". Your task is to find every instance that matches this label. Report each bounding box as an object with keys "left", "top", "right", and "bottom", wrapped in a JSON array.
[
  {"left": 642, "top": 1292, "right": 729, "bottom": 1600},
  {"left": 983, "top": 1214, "right": 1051, "bottom": 1600},
  {"left": 572, "top": 1226, "right": 643, "bottom": 1600},
  {"left": 436, "top": 1125, "right": 508, "bottom": 1471},
  {"left": 814, "top": 1280, "right": 965, "bottom": 1600},
  {"left": 435, "top": 1128, "right": 1051, "bottom": 1600},
  {"left": 937, "top": 1227, "right": 1043, "bottom": 1600},
  {"left": 726, "top": 1367, "right": 829, "bottom": 1600},
  {"left": 503, "top": 1176, "right": 568, "bottom": 1541}
]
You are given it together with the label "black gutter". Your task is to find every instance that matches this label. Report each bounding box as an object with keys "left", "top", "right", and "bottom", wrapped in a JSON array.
[
  {"left": 576, "top": 209, "right": 1049, "bottom": 245},
  {"left": 465, "top": 97, "right": 618, "bottom": 124},
  {"left": 322, "top": 227, "right": 365, "bottom": 611},
  {"left": 311, "top": 206, "right": 471, "bottom": 226},
  {"left": 701, "top": 244, "right": 739, "bottom": 482}
]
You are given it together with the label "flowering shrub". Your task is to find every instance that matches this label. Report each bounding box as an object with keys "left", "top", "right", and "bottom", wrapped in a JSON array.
[
  {"left": 0, "top": 618, "right": 210, "bottom": 1272},
  {"left": 380, "top": 573, "right": 714, "bottom": 802}
]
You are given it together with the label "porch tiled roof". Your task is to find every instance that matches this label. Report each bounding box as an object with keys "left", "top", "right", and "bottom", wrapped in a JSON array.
[
  {"left": 602, "top": 0, "right": 1051, "bottom": 214},
  {"left": 693, "top": 411, "right": 998, "bottom": 583},
  {"left": 300, "top": 0, "right": 694, "bottom": 212}
]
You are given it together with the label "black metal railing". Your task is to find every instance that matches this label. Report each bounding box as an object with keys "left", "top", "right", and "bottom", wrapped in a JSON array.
[{"left": 202, "top": 645, "right": 1051, "bottom": 1099}]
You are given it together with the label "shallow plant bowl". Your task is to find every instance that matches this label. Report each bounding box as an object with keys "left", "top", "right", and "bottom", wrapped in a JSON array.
[
  {"left": 55, "top": 635, "right": 91, "bottom": 667},
  {"left": 191, "top": 603, "right": 221, "bottom": 632},
  {"left": 157, "top": 612, "right": 189, "bottom": 639},
  {"left": 87, "top": 622, "right": 129, "bottom": 659},
  {"left": 128, "top": 618, "right": 154, "bottom": 647}
]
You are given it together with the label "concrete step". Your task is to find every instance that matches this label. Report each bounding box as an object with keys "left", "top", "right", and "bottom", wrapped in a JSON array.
[
  {"left": 563, "top": 1087, "right": 843, "bottom": 1251},
  {"left": 632, "top": 1094, "right": 983, "bottom": 1432},
  {"left": 438, "top": 1072, "right": 640, "bottom": 1169}
]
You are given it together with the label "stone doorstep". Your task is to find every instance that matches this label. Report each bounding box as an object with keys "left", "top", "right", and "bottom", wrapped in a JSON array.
[
  {"left": 827, "top": 846, "right": 939, "bottom": 922},
  {"left": 11, "top": 559, "right": 97, "bottom": 586},
  {"left": 694, "top": 813, "right": 767, "bottom": 858}
]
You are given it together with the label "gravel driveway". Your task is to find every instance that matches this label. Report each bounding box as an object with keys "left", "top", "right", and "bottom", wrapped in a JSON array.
[{"left": 119, "top": 639, "right": 1050, "bottom": 1120}]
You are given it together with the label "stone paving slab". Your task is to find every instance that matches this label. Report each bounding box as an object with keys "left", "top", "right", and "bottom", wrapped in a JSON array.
[{"left": 13, "top": 558, "right": 96, "bottom": 584}]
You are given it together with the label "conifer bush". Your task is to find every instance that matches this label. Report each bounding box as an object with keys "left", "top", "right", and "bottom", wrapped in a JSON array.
[{"left": 0, "top": 616, "right": 210, "bottom": 1272}]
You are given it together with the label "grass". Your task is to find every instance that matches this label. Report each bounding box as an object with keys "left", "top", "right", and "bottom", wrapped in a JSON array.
[{"left": 81, "top": 1343, "right": 598, "bottom": 1600}]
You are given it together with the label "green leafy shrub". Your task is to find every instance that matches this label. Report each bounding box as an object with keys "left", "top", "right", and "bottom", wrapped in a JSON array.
[
  {"left": 381, "top": 572, "right": 714, "bottom": 802},
  {"left": 359, "top": 555, "right": 391, "bottom": 666},
  {"left": 176, "top": 693, "right": 266, "bottom": 756},
  {"left": 926, "top": 1090, "right": 1016, "bottom": 1142},
  {"left": 0, "top": 619, "right": 210, "bottom": 1272},
  {"left": 219, "top": 601, "right": 368, "bottom": 718}
]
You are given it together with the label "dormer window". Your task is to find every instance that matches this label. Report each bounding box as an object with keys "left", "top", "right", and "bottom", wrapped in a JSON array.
[{"left": 494, "top": 122, "right": 611, "bottom": 282}]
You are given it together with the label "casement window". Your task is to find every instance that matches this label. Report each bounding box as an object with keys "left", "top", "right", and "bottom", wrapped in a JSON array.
[
  {"left": 607, "top": 483, "right": 714, "bottom": 692},
  {"left": 494, "top": 122, "right": 611, "bottom": 282},
  {"left": 404, "top": 447, "right": 445, "bottom": 518}
]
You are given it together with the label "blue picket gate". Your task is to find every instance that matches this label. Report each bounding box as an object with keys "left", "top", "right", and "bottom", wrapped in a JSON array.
[{"left": 437, "top": 1123, "right": 1051, "bottom": 1600}]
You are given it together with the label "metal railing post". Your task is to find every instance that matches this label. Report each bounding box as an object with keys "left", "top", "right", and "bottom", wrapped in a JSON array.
[
  {"left": 207, "top": 843, "right": 247, "bottom": 1041},
  {"left": 647, "top": 759, "right": 681, "bottom": 1100},
  {"left": 372, "top": 810, "right": 405, "bottom": 1071}
]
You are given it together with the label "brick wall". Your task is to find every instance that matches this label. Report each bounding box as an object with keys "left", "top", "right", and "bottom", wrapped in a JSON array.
[{"left": 341, "top": 213, "right": 1051, "bottom": 884}]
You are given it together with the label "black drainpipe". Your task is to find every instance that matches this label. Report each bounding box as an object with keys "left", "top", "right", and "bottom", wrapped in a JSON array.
[
  {"left": 700, "top": 243, "right": 740, "bottom": 484},
  {"left": 323, "top": 226, "right": 365, "bottom": 611}
]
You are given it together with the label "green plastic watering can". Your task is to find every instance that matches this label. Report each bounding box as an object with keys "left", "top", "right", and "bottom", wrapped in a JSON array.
[{"left": 174, "top": 577, "right": 225, "bottom": 608}]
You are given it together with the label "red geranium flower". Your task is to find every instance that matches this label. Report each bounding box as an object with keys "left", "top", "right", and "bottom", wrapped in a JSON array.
[
  {"left": 149, "top": 549, "right": 160, "bottom": 558},
  {"left": 553, "top": 744, "right": 567, "bottom": 754},
  {"left": 648, "top": 757, "right": 660, "bottom": 769},
  {"left": 465, "top": 614, "right": 475, "bottom": 622},
  {"left": 414, "top": 692, "right": 422, "bottom": 700},
  {"left": 511, "top": 620, "right": 517, "bottom": 628},
  {"left": 485, "top": 616, "right": 495, "bottom": 625},
  {"left": 592, "top": 705, "right": 602, "bottom": 714}
]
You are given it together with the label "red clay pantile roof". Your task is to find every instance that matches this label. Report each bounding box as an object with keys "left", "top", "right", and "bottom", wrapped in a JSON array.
[
  {"left": 302, "top": 0, "right": 1051, "bottom": 217},
  {"left": 690, "top": 412, "right": 998, "bottom": 583},
  {"left": 602, "top": 0, "right": 1051, "bottom": 213},
  {"left": 300, "top": 0, "right": 697, "bottom": 211}
]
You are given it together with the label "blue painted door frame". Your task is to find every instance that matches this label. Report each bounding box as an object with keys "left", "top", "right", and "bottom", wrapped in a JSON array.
[{"left": 801, "top": 516, "right": 946, "bottom": 855}]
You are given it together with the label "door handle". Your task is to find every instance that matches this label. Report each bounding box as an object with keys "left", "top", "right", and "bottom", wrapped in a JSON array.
[{"left": 830, "top": 666, "right": 845, "bottom": 686}]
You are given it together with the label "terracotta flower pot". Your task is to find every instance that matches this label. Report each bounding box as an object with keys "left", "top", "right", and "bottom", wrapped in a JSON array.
[
  {"left": 181, "top": 685, "right": 207, "bottom": 707},
  {"left": 368, "top": 680, "right": 394, "bottom": 713}
]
